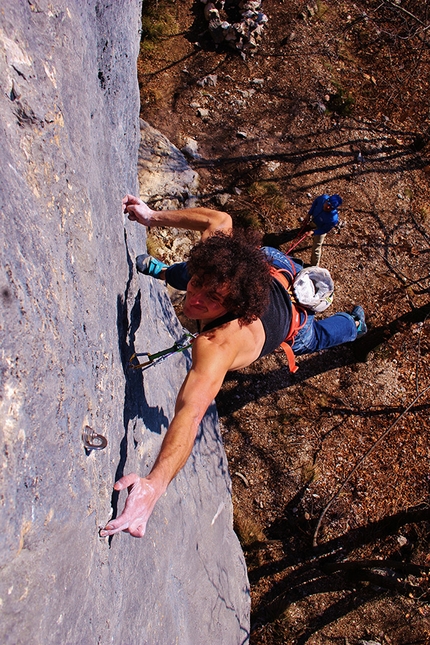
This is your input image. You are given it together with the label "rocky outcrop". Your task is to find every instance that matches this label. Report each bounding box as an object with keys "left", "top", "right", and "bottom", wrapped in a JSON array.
[
  {"left": 0, "top": 2, "right": 249, "bottom": 644},
  {"left": 200, "top": 0, "right": 268, "bottom": 56},
  {"left": 138, "top": 119, "right": 201, "bottom": 266},
  {"left": 138, "top": 119, "right": 199, "bottom": 209}
]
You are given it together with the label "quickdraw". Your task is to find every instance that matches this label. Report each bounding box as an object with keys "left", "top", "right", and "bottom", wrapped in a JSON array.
[{"left": 128, "top": 332, "right": 196, "bottom": 370}]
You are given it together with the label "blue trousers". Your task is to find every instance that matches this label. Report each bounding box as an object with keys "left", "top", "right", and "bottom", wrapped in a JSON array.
[{"left": 165, "top": 249, "right": 357, "bottom": 356}]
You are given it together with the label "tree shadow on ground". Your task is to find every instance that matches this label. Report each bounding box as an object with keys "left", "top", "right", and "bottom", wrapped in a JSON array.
[
  {"left": 195, "top": 134, "right": 429, "bottom": 210},
  {"left": 191, "top": 126, "right": 428, "bottom": 186},
  {"left": 250, "top": 503, "right": 430, "bottom": 643}
]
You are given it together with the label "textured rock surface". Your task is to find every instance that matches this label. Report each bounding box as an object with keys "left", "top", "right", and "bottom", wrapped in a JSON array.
[
  {"left": 138, "top": 119, "right": 199, "bottom": 209},
  {"left": 0, "top": 2, "right": 249, "bottom": 644}
]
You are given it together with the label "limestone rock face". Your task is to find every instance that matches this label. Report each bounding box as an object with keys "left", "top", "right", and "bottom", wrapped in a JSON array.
[{"left": 0, "top": 2, "right": 249, "bottom": 644}]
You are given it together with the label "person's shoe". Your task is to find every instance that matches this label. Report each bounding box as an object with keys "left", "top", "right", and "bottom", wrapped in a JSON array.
[
  {"left": 136, "top": 253, "right": 168, "bottom": 279},
  {"left": 351, "top": 305, "right": 367, "bottom": 337}
]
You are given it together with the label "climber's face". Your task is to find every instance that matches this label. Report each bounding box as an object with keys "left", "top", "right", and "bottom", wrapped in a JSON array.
[{"left": 183, "top": 275, "right": 229, "bottom": 322}]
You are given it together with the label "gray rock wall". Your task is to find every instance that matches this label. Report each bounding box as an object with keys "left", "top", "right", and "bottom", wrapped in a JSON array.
[{"left": 0, "top": 2, "right": 249, "bottom": 644}]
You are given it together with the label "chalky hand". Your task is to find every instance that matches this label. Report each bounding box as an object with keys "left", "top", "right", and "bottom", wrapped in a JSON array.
[{"left": 100, "top": 473, "right": 161, "bottom": 538}]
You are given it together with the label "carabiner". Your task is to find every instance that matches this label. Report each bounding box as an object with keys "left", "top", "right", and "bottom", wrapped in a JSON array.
[{"left": 128, "top": 352, "right": 154, "bottom": 369}]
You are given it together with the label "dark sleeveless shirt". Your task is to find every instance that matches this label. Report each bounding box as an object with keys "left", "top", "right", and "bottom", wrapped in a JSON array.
[
  {"left": 259, "top": 278, "right": 292, "bottom": 357},
  {"left": 202, "top": 278, "right": 292, "bottom": 359}
]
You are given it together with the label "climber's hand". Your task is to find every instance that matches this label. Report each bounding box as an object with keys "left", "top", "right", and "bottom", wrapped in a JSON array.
[
  {"left": 123, "top": 194, "right": 154, "bottom": 226},
  {"left": 100, "top": 473, "right": 161, "bottom": 538}
]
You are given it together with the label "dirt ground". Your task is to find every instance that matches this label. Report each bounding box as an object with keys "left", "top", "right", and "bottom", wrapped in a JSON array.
[{"left": 138, "top": 1, "right": 430, "bottom": 643}]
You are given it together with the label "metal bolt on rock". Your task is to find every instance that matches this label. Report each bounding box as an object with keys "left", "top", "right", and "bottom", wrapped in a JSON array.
[{"left": 82, "top": 425, "right": 108, "bottom": 451}]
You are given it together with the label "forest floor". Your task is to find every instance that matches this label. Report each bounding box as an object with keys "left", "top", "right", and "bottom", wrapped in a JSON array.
[{"left": 138, "top": 1, "right": 430, "bottom": 643}]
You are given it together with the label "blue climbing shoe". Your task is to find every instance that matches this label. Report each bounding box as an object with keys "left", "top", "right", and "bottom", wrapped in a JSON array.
[
  {"left": 136, "top": 254, "right": 168, "bottom": 279},
  {"left": 351, "top": 305, "right": 367, "bottom": 337}
]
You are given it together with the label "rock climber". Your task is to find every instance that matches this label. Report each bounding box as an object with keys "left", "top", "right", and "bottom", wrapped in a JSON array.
[{"left": 100, "top": 194, "right": 365, "bottom": 539}]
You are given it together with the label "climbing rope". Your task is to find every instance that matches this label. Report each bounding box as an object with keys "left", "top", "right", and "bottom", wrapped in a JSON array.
[{"left": 284, "top": 214, "right": 313, "bottom": 255}]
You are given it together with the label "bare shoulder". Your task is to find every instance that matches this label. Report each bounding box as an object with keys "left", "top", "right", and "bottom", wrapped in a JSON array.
[{"left": 193, "top": 318, "right": 265, "bottom": 371}]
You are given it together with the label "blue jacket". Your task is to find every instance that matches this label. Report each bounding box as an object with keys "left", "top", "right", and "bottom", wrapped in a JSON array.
[{"left": 308, "top": 194, "right": 341, "bottom": 235}]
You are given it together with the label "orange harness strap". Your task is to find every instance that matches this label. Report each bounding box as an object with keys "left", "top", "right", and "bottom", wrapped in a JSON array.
[{"left": 270, "top": 267, "right": 308, "bottom": 373}]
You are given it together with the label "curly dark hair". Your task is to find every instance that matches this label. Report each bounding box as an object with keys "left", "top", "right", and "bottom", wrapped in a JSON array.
[{"left": 187, "top": 228, "right": 272, "bottom": 325}]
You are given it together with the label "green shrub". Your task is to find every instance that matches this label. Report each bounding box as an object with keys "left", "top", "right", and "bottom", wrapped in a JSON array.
[{"left": 141, "top": 1, "right": 178, "bottom": 51}]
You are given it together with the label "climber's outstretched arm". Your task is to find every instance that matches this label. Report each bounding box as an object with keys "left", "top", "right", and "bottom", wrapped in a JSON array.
[
  {"left": 123, "top": 194, "right": 232, "bottom": 239},
  {"left": 100, "top": 330, "right": 239, "bottom": 538}
]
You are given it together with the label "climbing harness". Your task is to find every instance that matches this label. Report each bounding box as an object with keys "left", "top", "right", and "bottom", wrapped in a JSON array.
[
  {"left": 270, "top": 257, "right": 335, "bottom": 371},
  {"left": 129, "top": 332, "right": 196, "bottom": 370},
  {"left": 270, "top": 263, "right": 308, "bottom": 374}
]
